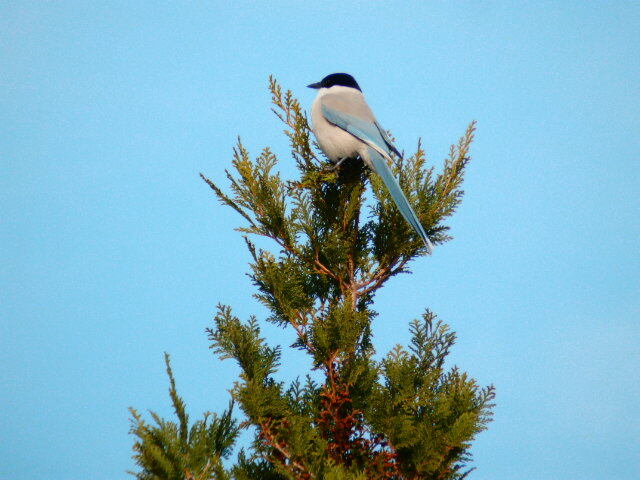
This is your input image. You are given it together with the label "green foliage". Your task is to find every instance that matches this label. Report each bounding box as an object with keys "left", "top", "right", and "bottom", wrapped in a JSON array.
[
  {"left": 130, "top": 77, "right": 493, "bottom": 480},
  {"left": 232, "top": 451, "right": 287, "bottom": 480},
  {"left": 129, "top": 353, "right": 239, "bottom": 480},
  {"left": 369, "top": 312, "right": 495, "bottom": 479},
  {"left": 208, "top": 306, "right": 288, "bottom": 421}
]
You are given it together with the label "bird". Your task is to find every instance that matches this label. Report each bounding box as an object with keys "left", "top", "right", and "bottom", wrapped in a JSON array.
[{"left": 307, "top": 73, "right": 433, "bottom": 253}]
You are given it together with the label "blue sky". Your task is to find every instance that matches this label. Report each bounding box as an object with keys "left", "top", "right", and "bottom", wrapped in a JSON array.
[{"left": 1, "top": 2, "right": 638, "bottom": 479}]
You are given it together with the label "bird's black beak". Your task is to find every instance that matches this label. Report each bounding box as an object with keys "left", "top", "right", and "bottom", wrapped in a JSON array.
[{"left": 307, "top": 82, "right": 322, "bottom": 89}]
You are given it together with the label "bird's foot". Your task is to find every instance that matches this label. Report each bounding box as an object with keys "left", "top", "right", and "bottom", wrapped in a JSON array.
[{"left": 323, "top": 157, "right": 349, "bottom": 172}]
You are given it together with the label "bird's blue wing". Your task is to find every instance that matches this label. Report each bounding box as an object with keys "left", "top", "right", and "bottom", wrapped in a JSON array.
[
  {"left": 375, "top": 121, "right": 403, "bottom": 158},
  {"left": 321, "top": 104, "right": 433, "bottom": 253},
  {"left": 321, "top": 105, "right": 391, "bottom": 155}
]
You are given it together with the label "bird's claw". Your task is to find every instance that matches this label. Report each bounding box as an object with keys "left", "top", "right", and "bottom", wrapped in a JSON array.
[{"left": 323, "top": 157, "right": 349, "bottom": 172}]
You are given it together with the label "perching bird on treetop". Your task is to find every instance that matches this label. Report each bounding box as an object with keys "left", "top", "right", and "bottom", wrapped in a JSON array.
[{"left": 308, "top": 73, "right": 434, "bottom": 253}]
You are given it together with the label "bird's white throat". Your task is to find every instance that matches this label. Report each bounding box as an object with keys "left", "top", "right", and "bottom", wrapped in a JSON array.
[{"left": 315, "top": 85, "right": 363, "bottom": 98}]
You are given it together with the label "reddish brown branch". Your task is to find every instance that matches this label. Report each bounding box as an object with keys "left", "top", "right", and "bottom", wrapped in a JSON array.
[
  {"left": 317, "top": 362, "right": 400, "bottom": 480},
  {"left": 259, "top": 419, "right": 313, "bottom": 479},
  {"left": 358, "top": 257, "right": 410, "bottom": 299}
]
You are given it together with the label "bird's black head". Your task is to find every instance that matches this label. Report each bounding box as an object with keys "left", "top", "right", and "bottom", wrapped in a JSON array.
[{"left": 307, "top": 73, "right": 361, "bottom": 91}]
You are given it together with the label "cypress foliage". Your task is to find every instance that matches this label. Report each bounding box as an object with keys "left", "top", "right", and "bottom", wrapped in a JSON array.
[
  {"left": 129, "top": 77, "right": 494, "bottom": 480},
  {"left": 129, "top": 354, "right": 239, "bottom": 480}
]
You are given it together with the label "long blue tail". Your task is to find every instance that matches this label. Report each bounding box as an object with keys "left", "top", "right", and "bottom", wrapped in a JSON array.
[{"left": 367, "top": 147, "right": 433, "bottom": 253}]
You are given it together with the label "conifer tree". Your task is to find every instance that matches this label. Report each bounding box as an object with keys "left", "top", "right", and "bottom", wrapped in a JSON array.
[{"left": 129, "top": 78, "right": 494, "bottom": 480}]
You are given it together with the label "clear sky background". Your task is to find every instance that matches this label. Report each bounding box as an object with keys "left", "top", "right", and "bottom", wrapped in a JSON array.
[{"left": 2, "top": 2, "right": 639, "bottom": 479}]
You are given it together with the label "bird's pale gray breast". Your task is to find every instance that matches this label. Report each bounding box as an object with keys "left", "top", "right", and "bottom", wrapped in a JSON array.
[{"left": 311, "top": 88, "right": 376, "bottom": 161}]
